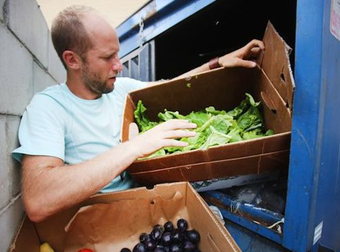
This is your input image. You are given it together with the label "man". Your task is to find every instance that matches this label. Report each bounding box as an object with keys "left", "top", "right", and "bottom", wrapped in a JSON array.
[{"left": 12, "top": 5, "right": 264, "bottom": 222}]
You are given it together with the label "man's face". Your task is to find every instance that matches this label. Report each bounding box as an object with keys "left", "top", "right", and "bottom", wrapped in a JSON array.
[
  {"left": 81, "top": 57, "right": 116, "bottom": 95},
  {"left": 80, "top": 15, "right": 123, "bottom": 97}
]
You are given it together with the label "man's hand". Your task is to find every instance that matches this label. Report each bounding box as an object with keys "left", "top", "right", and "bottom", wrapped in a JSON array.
[
  {"left": 219, "top": 39, "right": 265, "bottom": 68},
  {"left": 129, "top": 119, "right": 197, "bottom": 158}
]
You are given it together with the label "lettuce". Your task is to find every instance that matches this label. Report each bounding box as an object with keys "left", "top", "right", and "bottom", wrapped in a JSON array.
[{"left": 134, "top": 93, "right": 274, "bottom": 159}]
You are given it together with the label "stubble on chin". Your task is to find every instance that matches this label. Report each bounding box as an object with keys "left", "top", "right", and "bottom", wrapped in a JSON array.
[{"left": 82, "top": 69, "right": 114, "bottom": 96}]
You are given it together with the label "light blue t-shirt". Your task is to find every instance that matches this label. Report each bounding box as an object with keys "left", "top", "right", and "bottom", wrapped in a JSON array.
[{"left": 12, "top": 77, "right": 147, "bottom": 193}]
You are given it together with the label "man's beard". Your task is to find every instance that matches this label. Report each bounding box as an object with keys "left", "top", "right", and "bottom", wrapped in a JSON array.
[{"left": 81, "top": 64, "right": 114, "bottom": 96}]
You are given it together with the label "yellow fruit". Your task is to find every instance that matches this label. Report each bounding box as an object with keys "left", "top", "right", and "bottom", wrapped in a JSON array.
[{"left": 40, "top": 242, "right": 54, "bottom": 252}]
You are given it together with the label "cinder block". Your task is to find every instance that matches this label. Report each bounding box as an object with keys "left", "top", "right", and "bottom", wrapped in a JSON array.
[
  {"left": 0, "top": 116, "right": 10, "bottom": 210},
  {"left": 0, "top": 0, "right": 5, "bottom": 21},
  {"left": 6, "top": 116, "right": 22, "bottom": 197},
  {"left": 48, "top": 35, "right": 66, "bottom": 83},
  {"left": 8, "top": 0, "right": 49, "bottom": 68},
  {"left": 0, "top": 196, "right": 24, "bottom": 252},
  {"left": 0, "top": 115, "right": 21, "bottom": 209},
  {"left": 0, "top": 24, "right": 34, "bottom": 115},
  {"left": 33, "top": 61, "right": 58, "bottom": 94}
]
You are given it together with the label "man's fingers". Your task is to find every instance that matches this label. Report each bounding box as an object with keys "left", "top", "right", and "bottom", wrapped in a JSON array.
[
  {"left": 242, "top": 40, "right": 265, "bottom": 58},
  {"left": 250, "top": 47, "right": 261, "bottom": 54},
  {"left": 248, "top": 39, "right": 265, "bottom": 50},
  {"left": 163, "top": 129, "right": 196, "bottom": 139},
  {"left": 233, "top": 58, "right": 257, "bottom": 68},
  {"left": 158, "top": 119, "right": 197, "bottom": 130},
  {"left": 129, "top": 122, "right": 139, "bottom": 140},
  {"left": 164, "top": 139, "right": 189, "bottom": 147}
]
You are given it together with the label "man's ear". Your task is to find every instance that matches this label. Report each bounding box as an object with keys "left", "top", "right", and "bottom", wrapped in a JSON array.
[{"left": 62, "top": 50, "right": 82, "bottom": 70}]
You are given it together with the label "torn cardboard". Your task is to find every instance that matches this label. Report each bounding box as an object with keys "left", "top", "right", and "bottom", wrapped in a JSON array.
[
  {"left": 10, "top": 182, "right": 241, "bottom": 252},
  {"left": 121, "top": 21, "right": 295, "bottom": 186}
]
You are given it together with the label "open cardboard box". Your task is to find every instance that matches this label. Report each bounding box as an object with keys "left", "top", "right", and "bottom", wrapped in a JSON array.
[
  {"left": 10, "top": 182, "right": 240, "bottom": 252},
  {"left": 121, "top": 21, "right": 295, "bottom": 186}
]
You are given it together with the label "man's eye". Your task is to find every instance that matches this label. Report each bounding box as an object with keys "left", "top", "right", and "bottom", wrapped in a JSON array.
[{"left": 102, "top": 53, "right": 118, "bottom": 61}]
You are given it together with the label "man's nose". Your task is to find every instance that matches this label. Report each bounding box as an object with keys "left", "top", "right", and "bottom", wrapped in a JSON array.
[{"left": 112, "top": 59, "right": 123, "bottom": 72}]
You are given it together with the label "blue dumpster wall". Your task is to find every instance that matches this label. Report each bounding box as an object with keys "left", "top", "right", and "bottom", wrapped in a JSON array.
[
  {"left": 284, "top": 1, "right": 340, "bottom": 251},
  {"left": 314, "top": 0, "right": 340, "bottom": 250}
]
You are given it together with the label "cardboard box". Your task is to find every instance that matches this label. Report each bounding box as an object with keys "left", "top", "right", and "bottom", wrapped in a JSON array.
[
  {"left": 121, "top": 22, "right": 294, "bottom": 186},
  {"left": 10, "top": 182, "right": 240, "bottom": 252}
]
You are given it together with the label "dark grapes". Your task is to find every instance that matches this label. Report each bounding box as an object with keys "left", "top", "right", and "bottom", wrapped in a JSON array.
[
  {"left": 177, "top": 219, "right": 188, "bottom": 233},
  {"left": 185, "top": 229, "right": 201, "bottom": 244},
  {"left": 153, "top": 224, "right": 165, "bottom": 232},
  {"left": 151, "top": 226, "right": 164, "bottom": 241},
  {"left": 139, "top": 233, "right": 149, "bottom": 243},
  {"left": 183, "top": 240, "right": 196, "bottom": 251},
  {"left": 170, "top": 244, "right": 183, "bottom": 252},
  {"left": 154, "top": 245, "right": 167, "bottom": 252},
  {"left": 161, "top": 232, "right": 172, "bottom": 246},
  {"left": 145, "top": 239, "right": 157, "bottom": 250},
  {"left": 164, "top": 221, "right": 174, "bottom": 232},
  {"left": 171, "top": 230, "right": 184, "bottom": 244},
  {"left": 121, "top": 219, "right": 201, "bottom": 252},
  {"left": 132, "top": 243, "right": 146, "bottom": 252}
]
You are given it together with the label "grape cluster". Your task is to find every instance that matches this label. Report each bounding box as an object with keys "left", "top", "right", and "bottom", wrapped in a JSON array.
[{"left": 120, "top": 218, "right": 201, "bottom": 252}]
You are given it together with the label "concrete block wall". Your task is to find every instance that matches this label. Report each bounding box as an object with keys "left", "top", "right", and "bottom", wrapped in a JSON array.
[{"left": 0, "top": 0, "right": 66, "bottom": 251}]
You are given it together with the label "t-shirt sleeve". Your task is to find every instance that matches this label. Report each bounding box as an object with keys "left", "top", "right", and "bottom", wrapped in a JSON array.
[{"left": 12, "top": 93, "right": 66, "bottom": 162}]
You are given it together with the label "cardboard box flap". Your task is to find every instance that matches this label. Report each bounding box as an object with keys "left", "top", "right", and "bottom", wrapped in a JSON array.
[{"left": 259, "top": 21, "right": 295, "bottom": 113}]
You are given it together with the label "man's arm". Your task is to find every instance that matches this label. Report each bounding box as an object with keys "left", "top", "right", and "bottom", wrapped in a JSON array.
[
  {"left": 22, "top": 119, "right": 196, "bottom": 222},
  {"left": 148, "top": 39, "right": 265, "bottom": 86}
]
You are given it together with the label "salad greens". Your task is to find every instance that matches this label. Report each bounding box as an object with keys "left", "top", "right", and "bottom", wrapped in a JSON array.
[{"left": 134, "top": 93, "right": 274, "bottom": 158}]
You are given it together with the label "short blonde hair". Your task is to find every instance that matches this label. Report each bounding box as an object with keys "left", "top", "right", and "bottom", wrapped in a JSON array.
[{"left": 51, "top": 5, "right": 96, "bottom": 69}]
